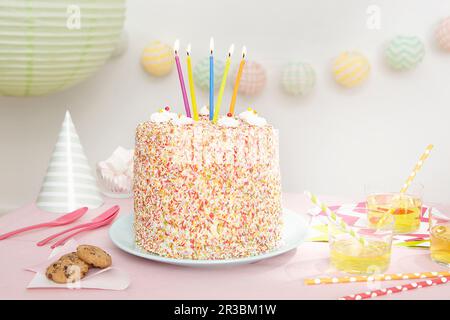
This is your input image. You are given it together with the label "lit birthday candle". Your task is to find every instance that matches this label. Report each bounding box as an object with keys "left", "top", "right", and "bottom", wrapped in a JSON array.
[
  {"left": 229, "top": 46, "right": 246, "bottom": 116},
  {"left": 213, "top": 44, "right": 234, "bottom": 123},
  {"left": 186, "top": 44, "right": 198, "bottom": 120},
  {"left": 209, "top": 37, "right": 214, "bottom": 120},
  {"left": 173, "top": 39, "right": 191, "bottom": 117}
]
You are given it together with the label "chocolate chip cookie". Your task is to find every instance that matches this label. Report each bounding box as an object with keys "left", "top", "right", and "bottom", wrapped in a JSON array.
[
  {"left": 60, "top": 252, "right": 89, "bottom": 274},
  {"left": 45, "top": 255, "right": 89, "bottom": 284},
  {"left": 76, "top": 245, "right": 112, "bottom": 268}
]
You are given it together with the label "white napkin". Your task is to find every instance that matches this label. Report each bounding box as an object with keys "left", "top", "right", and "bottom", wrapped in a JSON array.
[{"left": 26, "top": 239, "right": 130, "bottom": 290}]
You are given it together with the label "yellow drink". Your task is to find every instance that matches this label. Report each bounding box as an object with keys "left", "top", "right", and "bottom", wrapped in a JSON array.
[
  {"left": 430, "top": 224, "right": 450, "bottom": 266},
  {"left": 367, "top": 193, "right": 422, "bottom": 234},
  {"left": 330, "top": 239, "right": 391, "bottom": 274}
]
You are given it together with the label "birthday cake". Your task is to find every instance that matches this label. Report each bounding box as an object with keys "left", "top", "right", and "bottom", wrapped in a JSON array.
[{"left": 133, "top": 106, "right": 282, "bottom": 259}]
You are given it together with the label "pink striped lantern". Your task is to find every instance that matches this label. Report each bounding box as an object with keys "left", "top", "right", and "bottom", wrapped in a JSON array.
[
  {"left": 436, "top": 17, "right": 450, "bottom": 52},
  {"left": 231, "top": 60, "right": 266, "bottom": 96}
]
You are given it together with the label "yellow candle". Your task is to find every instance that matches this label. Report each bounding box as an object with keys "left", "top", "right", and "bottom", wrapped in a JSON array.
[
  {"left": 186, "top": 44, "right": 199, "bottom": 121},
  {"left": 229, "top": 46, "right": 246, "bottom": 116},
  {"left": 213, "top": 44, "right": 234, "bottom": 123}
]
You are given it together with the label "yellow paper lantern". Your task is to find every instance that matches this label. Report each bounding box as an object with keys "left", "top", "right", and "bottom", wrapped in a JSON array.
[
  {"left": 141, "top": 41, "right": 174, "bottom": 77},
  {"left": 332, "top": 51, "right": 370, "bottom": 88},
  {"left": 0, "top": 0, "right": 126, "bottom": 97}
]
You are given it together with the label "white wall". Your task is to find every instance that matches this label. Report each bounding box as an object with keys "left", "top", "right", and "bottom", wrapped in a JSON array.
[{"left": 1, "top": 0, "right": 449, "bottom": 211}]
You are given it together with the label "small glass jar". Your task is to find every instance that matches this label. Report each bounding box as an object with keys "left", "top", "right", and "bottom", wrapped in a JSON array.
[
  {"left": 429, "top": 207, "right": 450, "bottom": 267},
  {"left": 365, "top": 183, "right": 423, "bottom": 234},
  {"left": 329, "top": 208, "right": 394, "bottom": 275}
]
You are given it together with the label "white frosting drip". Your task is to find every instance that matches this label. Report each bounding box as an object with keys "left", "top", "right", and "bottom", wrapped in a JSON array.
[
  {"left": 217, "top": 116, "right": 240, "bottom": 127},
  {"left": 150, "top": 110, "right": 177, "bottom": 123},
  {"left": 150, "top": 112, "right": 170, "bottom": 123},
  {"left": 245, "top": 115, "right": 267, "bottom": 126},
  {"left": 199, "top": 105, "right": 210, "bottom": 116},
  {"left": 238, "top": 109, "right": 267, "bottom": 126},
  {"left": 238, "top": 109, "right": 257, "bottom": 121},
  {"left": 171, "top": 115, "right": 194, "bottom": 125}
]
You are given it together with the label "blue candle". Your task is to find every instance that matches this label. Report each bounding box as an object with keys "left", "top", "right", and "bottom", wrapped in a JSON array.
[{"left": 209, "top": 37, "right": 214, "bottom": 120}]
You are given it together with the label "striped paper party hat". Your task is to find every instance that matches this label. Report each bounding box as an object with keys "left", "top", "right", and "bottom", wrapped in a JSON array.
[{"left": 36, "top": 111, "right": 103, "bottom": 213}]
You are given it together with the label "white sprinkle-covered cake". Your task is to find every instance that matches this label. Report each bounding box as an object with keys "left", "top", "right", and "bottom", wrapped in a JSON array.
[{"left": 133, "top": 106, "right": 282, "bottom": 259}]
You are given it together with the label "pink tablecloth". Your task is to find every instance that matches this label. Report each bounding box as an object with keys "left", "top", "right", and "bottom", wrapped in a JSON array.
[{"left": 0, "top": 193, "right": 448, "bottom": 300}]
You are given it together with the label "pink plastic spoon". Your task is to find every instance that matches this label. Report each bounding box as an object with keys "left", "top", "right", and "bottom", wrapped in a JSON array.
[
  {"left": 50, "top": 208, "right": 119, "bottom": 248},
  {"left": 37, "top": 205, "right": 120, "bottom": 247},
  {"left": 0, "top": 207, "right": 88, "bottom": 240}
]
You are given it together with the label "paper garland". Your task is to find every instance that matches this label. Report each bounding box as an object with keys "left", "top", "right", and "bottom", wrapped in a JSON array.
[
  {"left": 281, "top": 62, "right": 316, "bottom": 96},
  {"left": 332, "top": 51, "right": 370, "bottom": 88},
  {"left": 231, "top": 60, "right": 266, "bottom": 96},
  {"left": 435, "top": 17, "right": 450, "bottom": 52},
  {"left": 0, "top": 0, "right": 126, "bottom": 97},
  {"left": 386, "top": 36, "right": 425, "bottom": 71},
  {"left": 193, "top": 57, "right": 225, "bottom": 91},
  {"left": 141, "top": 41, "right": 174, "bottom": 77}
]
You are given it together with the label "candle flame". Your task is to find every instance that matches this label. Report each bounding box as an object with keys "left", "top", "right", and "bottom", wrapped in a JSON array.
[
  {"left": 186, "top": 43, "right": 191, "bottom": 56},
  {"left": 210, "top": 37, "right": 214, "bottom": 55},
  {"left": 242, "top": 46, "right": 247, "bottom": 59},
  {"left": 228, "top": 44, "right": 235, "bottom": 57},
  {"left": 173, "top": 39, "right": 180, "bottom": 55}
]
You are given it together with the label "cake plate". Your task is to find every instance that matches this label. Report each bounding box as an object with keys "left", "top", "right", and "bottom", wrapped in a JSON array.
[{"left": 109, "top": 208, "right": 310, "bottom": 267}]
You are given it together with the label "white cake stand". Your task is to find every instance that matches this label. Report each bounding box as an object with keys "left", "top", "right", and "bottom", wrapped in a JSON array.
[{"left": 109, "top": 208, "right": 310, "bottom": 267}]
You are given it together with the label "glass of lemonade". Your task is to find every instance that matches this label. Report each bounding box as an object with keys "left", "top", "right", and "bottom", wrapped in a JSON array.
[
  {"left": 430, "top": 208, "right": 450, "bottom": 267},
  {"left": 365, "top": 184, "right": 423, "bottom": 234},
  {"left": 329, "top": 208, "right": 394, "bottom": 275}
]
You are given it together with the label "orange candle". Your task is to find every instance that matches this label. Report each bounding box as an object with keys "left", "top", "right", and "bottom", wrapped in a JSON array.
[{"left": 228, "top": 46, "right": 246, "bottom": 116}]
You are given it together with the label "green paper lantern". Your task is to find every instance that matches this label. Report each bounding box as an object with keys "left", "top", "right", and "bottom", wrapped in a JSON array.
[
  {"left": 385, "top": 36, "right": 425, "bottom": 71},
  {"left": 193, "top": 57, "right": 225, "bottom": 91},
  {"left": 0, "top": 0, "right": 126, "bottom": 96},
  {"left": 281, "top": 61, "right": 316, "bottom": 96}
]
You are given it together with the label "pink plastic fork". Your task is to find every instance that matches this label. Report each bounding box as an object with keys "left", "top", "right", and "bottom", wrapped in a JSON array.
[
  {"left": 0, "top": 207, "right": 88, "bottom": 240},
  {"left": 50, "top": 208, "right": 119, "bottom": 249},
  {"left": 37, "top": 205, "right": 120, "bottom": 247}
]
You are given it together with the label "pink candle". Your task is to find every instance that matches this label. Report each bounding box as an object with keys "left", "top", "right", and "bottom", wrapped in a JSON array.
[{"left": 173, "top": 39, "right": 191, "bottom": 117}]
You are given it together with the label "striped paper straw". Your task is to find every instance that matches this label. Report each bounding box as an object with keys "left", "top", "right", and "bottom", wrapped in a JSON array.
[
  {"left": 377, "top": 144, "right": 434, "bottom": 227},
  {"left": 304, "top": 191, "right": 367, "bottom": 246},
  {"left": 400, "top": 144, "right": 434, "bottom": 193},
  {"left": 339, "top": 276, "right": 449, "bottom": 300},
  {"left": 305, "top": 271, "right": 450, "bottom": 285}
]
